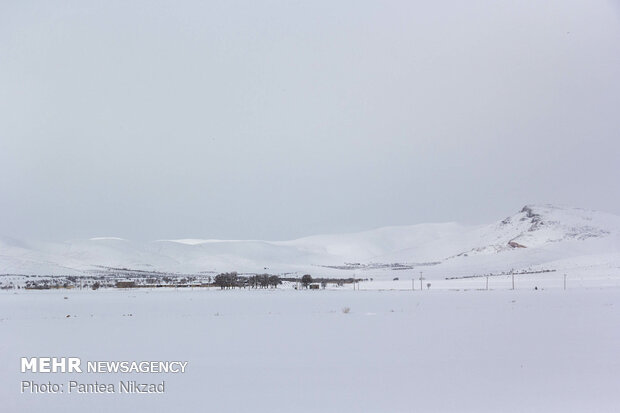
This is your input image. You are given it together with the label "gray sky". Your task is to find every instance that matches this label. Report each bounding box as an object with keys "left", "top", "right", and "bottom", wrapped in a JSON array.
[{"left": 1, "top": 0, "right": 619, "bottom": 241}]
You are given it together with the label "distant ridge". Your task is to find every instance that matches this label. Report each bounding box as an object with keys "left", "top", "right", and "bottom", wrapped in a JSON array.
[{"left": 1, "top": 205, "right": 619, "bottom": 279}]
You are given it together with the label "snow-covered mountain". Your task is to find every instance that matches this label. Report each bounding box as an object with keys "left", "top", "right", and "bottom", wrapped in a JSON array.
[{"left": 0, "top": 205, "right": 618, "bottom": 279}]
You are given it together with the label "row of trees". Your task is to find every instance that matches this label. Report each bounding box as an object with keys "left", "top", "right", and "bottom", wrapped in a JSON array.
[
  {"left": 213, "top": 272, "right": 283, "bottom": 289},
  {"left": 208, "top": 273, "right": 350, "bottom": 289}
]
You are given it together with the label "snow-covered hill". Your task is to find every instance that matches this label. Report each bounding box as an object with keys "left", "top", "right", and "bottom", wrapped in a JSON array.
[{"left": 0, "top": 205, "right": 618, "bottom": 279}]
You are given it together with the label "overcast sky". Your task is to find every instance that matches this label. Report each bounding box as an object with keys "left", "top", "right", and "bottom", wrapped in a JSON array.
[{"left": 1, "top": 0, "right": 619, "bottom": 241}]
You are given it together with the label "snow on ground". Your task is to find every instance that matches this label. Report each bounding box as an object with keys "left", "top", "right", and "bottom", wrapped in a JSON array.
[
  {"left": 359, "top": 271, "right": 620, "bottom": 291},
  {"left": 2, "top": 286, "right": 620, "bottom": 412}
]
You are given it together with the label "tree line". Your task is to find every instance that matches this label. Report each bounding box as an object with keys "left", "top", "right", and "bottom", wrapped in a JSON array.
[{"left": 213, "top": 272, "right": 283, "bottom": 289}]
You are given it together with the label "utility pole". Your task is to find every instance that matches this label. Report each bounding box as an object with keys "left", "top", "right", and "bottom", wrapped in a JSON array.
[
  {"left": 564, "top": 274, "right": 567, "bottom": 290},
  {"left": 511, "top": 274, "right": 515, "bottom": 290},
  {"left": 486, "top": 275, "right": 489, "bottom": 291},
  {"left": 419, "top": 271, "right": 424, "bottom": 291},
  {"left": 412, "top": 278, "right": 415, "bottom": 291}
]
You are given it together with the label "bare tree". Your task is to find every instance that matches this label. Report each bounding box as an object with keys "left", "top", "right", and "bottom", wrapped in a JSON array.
[{"left": 301, "top": 274, "right": 313, "bottom": 288}]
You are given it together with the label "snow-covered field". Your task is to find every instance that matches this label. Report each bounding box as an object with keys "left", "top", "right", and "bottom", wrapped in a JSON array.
[{"left": 2, "top": 286, "right": 620, "bottom": 412}]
